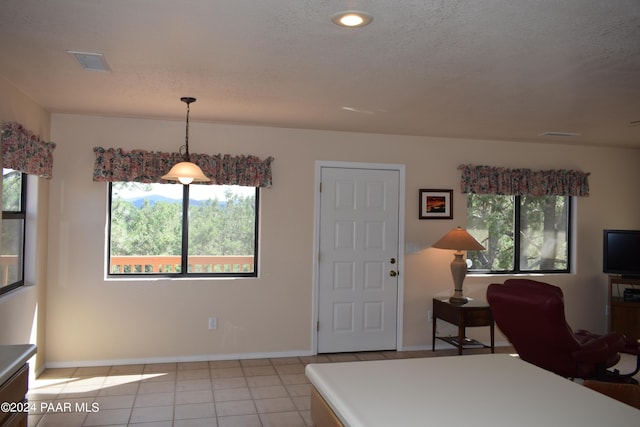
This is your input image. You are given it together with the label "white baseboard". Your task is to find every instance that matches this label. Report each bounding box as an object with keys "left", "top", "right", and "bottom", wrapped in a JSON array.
[
  {"left": 401, "top": 340, "right": 512, "bottom": 352},
  {"left": 45, "top": 349, "right": 316, "bottom": 369},
  {"left": 45, "top": 342, "right": 513, "bottom": 369}
]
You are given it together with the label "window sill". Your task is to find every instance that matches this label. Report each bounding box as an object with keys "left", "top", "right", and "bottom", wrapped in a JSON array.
[
  {"left": 0, "top": 284, "right": 36, "bottom": 302},
  {"left": 467, "top": 272, "right": 574, "bottom": 278},
  {"left": 104, "top": 275, "right": 258, "bottom": 282}
]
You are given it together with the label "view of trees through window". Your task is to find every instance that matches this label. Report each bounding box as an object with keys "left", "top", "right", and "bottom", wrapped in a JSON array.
[
  {"left": 466, "top": 194, "right": 570, "bottom": 273},
  {"left": 1, "top": 168, "right": 25, "bottom": 293},
  {"left": 109, "top": 182, "right": 258, "bottom": 276}
]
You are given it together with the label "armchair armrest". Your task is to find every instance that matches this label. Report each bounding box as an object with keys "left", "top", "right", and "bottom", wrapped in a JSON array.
[
  {"left": 572, "top": 339, "right": 608, "bottom": 364},
  {"left": 571, "top": 333, "right": 623, "bottom": 364}
]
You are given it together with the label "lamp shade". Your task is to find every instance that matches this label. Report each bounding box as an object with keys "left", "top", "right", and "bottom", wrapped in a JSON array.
[
  {"left": 432, "top": 227, "right": 485, "bottom": 251},
  {"left": 161, "top": 161, "right": 210, "bottom": 185}
]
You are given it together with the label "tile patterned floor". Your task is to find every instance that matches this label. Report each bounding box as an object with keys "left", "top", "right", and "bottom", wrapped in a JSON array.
[
  {"left": 26, "top": 345, "right": 636, "bottom": 426},
  {"left": 28, "top": 348, "right": 482, "bottom": 427}
]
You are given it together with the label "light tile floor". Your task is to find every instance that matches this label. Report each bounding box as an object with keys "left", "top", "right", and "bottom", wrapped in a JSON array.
[
  {"left": 26, "top": 345, "right": 637, "bottom": 427},
  {"left": 27, "top": 347, "right": 480, "bottom": 427}
]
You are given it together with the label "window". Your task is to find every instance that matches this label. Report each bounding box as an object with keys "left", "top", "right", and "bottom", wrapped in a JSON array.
[
  {"left": 108, "top": 182, "right": 258, "bottom": 277},
  {"left": 466, "top": 194, "right": 571, "bottom": 273},
  {"left": 1, "top": 169, "right": 26, "bottom": 294}
]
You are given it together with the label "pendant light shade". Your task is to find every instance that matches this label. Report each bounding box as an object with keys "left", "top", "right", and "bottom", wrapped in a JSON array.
[
  {"left": 162, "top": 97, "right": 210, "bottom": 185},
  {"left": 162, "top": 161, "right": 209, "bottom": 185}
]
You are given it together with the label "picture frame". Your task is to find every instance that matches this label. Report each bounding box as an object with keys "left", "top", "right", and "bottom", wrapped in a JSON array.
[{"left": 419, "top": 189, "right": 453, "bottom": 219}]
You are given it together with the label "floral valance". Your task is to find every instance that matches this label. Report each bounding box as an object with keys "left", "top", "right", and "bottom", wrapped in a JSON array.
[
  {"left": 93, "top": 147, "right": 274, "bottom": 188},
  {"left": 458, "top": 164, "right": 590, "bottom": 197},
  {"left": 1, "top": 121, "right": 56, "bottom": 179}
]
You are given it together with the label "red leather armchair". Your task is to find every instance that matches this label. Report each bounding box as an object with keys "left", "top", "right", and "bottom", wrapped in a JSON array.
[{"left": 487, "top": 279, "right": 639, "bottom": 382}]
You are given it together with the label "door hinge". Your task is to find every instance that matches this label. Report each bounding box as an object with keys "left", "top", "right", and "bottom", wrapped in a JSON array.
[
  {"left": 317, "top": 321, "right": 320, "bottom": 331},
  {"left": 319, "top": 182, "right": 322, "bottom": 192}
]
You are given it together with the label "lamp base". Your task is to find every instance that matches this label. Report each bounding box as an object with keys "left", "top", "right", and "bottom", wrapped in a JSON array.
[
  {"left": 449, "top": 252, "right": 469, "bottom": 305},
  {"left": 449, "top": 295, "right": 469, "bottom": 305}
]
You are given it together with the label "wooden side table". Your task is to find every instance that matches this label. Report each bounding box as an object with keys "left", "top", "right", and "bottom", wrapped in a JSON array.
[{"left": 432, "top": 298, "right": 495, "bottom": 355}]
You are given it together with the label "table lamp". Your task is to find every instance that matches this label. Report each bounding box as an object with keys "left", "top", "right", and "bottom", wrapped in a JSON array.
[{"left": 432, "top": 226, "right": 485, "bottom": 304}]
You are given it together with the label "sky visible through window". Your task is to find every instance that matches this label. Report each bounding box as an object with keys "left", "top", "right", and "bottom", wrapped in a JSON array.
[{"left": 114, "top": 183, "right": 254, "bottom": 202}]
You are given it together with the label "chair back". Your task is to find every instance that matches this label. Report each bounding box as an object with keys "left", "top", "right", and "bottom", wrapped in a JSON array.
[
  {"left": 487, "top": 280, "right": 584, "bottom": 377},
  {"left": 503, "top": 278, "right": 565, "bottom": 299}
]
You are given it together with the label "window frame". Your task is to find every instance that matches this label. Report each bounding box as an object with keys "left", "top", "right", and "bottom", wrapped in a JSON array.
[
  {"left": 1, "top": 170, "right": 27, "bottom": 295},
  {"left": 107, "top": 182, "right": 259, "bottom": 278},
  {"left": 468, "top": 194, "right": 572, "bottom": 275}
]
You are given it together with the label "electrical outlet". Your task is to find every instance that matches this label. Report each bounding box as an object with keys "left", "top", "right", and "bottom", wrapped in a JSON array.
[{"left": 208, "top": 317, "right": 218, "bottom": 330}]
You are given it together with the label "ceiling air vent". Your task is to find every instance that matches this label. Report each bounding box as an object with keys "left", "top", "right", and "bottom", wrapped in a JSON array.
[
  {"left": 539, "top": 132, "right": 581, "bottom": 137},
  {"left": 67, "top": 51, "right": 110, "bottom": 72}
]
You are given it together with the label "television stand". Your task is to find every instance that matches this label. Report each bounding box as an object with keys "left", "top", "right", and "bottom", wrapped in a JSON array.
[{"left": 608, "top": 275, "right": 640, "bottom": 340}]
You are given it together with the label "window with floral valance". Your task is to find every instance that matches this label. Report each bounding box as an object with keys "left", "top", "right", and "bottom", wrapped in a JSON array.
[
  {"left": 458, "top": 164, "right": 590, "bottom": 197},
  {"left": 461, "top": 164, "right": 587, "bottom": 274},
  {"left": 1, "top": 121, "right": 56, "bottom": 179},
  {"left": 93, "top": 147, "right": 274, "bottom": 188}
]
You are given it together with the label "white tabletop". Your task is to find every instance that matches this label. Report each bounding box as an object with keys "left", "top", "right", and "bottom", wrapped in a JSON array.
[{"left": 306, "top": 354, "right": 639, "bottom": 427}]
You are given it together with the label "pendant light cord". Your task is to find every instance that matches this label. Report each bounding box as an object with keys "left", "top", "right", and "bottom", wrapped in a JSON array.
[
  {"left": 181, "top": 97, "right": 196, "bottom": 161},
  {"left": 184, "top": 102, "right": 190, "bottom": 160}
]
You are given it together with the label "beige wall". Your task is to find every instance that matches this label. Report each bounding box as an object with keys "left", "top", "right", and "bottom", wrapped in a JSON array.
[
  {"left": 45, "top": 112, "right": 640, "bottom": 366},
  {"left": 0, "top": 76, "right": 51, "bottom": 374}
]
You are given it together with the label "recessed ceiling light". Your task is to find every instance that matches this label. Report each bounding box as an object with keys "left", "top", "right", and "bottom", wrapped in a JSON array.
[
  {"left": 331, "top": 11, "right": 373, "bottom": 28},
  {"left": 67, "top": 51, "right": 110, "bottom": 72},
  {"left": 539, "top": 131, "right": 581, "bottom": 137}
]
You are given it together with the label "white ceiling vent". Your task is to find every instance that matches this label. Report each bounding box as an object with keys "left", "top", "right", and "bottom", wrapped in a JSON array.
[
  {"left": 539, "top": 132, "right": 581, "bottom": 137},
  {"left": 67, "top": 51, "right": 110, "bottom": 72}
]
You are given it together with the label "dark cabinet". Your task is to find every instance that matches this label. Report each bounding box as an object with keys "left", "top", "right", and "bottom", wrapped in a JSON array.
[{"left": 608, "top": 276, "right": 640, "bottom": 340}]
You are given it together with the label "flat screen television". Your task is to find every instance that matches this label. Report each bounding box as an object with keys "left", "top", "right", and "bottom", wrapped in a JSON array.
[{"left": 603, "top": 229, "right": 640, "bottom": 277}]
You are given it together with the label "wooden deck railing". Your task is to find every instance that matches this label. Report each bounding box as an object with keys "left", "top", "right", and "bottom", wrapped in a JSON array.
[{"left": 110, "top": 255, "right": 254, "bottom": 274}]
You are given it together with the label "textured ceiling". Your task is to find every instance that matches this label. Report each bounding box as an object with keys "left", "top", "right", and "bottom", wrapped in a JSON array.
[{"left": 1, "top": 0, "right": 639, "bottom": 148}]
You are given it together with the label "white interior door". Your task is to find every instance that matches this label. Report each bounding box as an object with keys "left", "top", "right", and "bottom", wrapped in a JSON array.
[{"left": 317, "top": 166, "right": 401, "bottom": 353}]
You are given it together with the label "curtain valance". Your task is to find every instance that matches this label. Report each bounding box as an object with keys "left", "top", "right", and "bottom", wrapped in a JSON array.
[
  {"left": 93, "top": 147, "right": 274, "bottom": 188},
  {"left": 458, "top": 164, "right": 590, "bottom": 197},
  {"left": 1, "top": 121, "right": 56, "bottom": 179}
]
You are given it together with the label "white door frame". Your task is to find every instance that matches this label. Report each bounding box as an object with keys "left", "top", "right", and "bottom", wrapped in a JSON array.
[{"left": 312, "top": 160, "right": 406, "bottom": 354}]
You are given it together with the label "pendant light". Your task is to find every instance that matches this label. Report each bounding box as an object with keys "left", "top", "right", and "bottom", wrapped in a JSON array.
[{"left": 161, "top": 97, "right": 210, "bottom": 185}]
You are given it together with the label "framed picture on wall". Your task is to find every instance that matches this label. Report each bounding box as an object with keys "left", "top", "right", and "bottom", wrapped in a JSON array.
[{"left": 419, "top": 189, "right": 453, "bottom": 219}]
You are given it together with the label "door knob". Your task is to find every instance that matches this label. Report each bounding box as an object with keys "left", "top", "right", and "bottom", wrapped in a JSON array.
[
  {"left": 390, "top": 257, "right": 396, "bottom": 264},
  {"left": 389, "top": 270, "right": 398, "bottom": 277}
]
